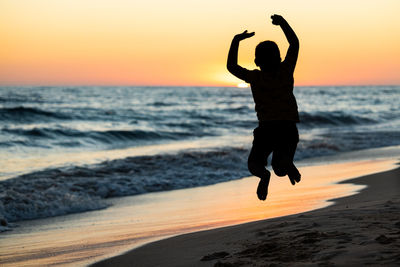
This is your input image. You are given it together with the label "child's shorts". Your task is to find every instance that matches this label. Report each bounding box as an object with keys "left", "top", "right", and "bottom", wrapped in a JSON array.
[{"left": 251, "top": 120, "right": 299, "bottom": 167}]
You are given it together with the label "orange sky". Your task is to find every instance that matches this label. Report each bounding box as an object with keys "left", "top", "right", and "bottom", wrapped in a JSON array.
[{"left": 1, "top": 0, "right": 399, "bottom": 86}]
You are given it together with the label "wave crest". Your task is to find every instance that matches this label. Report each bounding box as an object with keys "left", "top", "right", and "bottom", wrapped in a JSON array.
[
  {"left": 300, "top": 111, "right": 376, "bottom": 126},
  {"left": 0, "top": 106, "right": 70, "bottom": 122}
]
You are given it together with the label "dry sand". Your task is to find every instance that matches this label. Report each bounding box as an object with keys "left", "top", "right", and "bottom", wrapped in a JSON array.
[{"left": 93, "top": 165, "right": 400, "bottom": 267}]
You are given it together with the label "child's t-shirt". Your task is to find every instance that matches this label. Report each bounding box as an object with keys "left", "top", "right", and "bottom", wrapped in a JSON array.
[{"left": 233, "top": 56, "right": 299, "bottom": 123}]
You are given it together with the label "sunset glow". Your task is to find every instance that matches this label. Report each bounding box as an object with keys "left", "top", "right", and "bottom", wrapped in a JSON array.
[
  {"left": 237, "top": 83, "right": 249, "bottom": 88},
  {"left": 1, "top": 0, "right": 399, "bottom": 86}
]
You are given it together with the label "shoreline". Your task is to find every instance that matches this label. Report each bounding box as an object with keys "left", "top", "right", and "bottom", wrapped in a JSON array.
[{"left": 93, "top": 163, "right": 400, "bottom": 267}]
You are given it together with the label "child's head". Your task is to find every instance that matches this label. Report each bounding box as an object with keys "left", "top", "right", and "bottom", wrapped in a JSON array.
[{"left": 255, "top": 41, "right": 281, "bottom": 71}]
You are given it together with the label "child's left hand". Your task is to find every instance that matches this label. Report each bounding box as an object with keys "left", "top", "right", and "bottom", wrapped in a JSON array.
[{"left": 234, "top": 30, "right": 255, "bottom": 41}]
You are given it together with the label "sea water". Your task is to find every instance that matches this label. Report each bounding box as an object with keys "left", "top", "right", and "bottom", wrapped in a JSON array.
[{"left": 0, "top": 86, "right": 399, "bottom": 224}]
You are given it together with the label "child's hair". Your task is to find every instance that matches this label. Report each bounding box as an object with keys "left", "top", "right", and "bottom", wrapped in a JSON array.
[{"left": 255, "top": 41, "right": 281, "bottom": 71}]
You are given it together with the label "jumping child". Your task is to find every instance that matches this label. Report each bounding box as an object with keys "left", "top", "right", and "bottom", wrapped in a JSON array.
[{"left": 227, "top": 14, "right": 301, "bottom": 200}]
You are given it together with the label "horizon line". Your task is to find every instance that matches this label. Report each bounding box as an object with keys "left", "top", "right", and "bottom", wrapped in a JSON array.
[{"left": 0, "top": 83, "right": 399, "bottom": 88}]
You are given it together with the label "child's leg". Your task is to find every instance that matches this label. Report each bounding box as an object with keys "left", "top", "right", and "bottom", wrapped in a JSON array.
[
  {"left": 271, "top": 123, "right": 300, "bottom": 185},
  {"left": 248, "top": 147, "right": 271, "bottom": 200},
  {"left": 286, "top": 125, "right": 301, "bottom": 184},
  {"left": 248, "top": 146, "right": 270, "bottom": 179},
  {"left": 248, "top": 126, "right": 273, "bottom": 200},
  {"left": 272, "top": 144, "right": 300, "bottom": 184}
]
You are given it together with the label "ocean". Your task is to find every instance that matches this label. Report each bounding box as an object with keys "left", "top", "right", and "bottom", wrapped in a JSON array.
[{"left": 1, "top": 85, "right": 399, "bottom": 225}]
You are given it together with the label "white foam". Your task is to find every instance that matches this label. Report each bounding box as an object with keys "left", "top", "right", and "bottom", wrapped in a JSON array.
[{"left": 0, "top": 147, "right": 249, "bottom": 224}]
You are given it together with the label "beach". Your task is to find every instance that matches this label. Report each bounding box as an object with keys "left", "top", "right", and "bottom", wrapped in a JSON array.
[
  {"left": 0, "top": 155, "right": 397, "bottom": 266},
  {"left": 93, "top": 161, "right": 400, "bottom": 267}
]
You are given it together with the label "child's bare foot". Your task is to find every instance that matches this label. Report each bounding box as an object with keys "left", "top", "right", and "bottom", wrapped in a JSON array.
[
  {"left": 288, "top": 166, "right": 301, "bottom": 185},
  {"left": 257, "top": 171, "right": 271, "bottom": 200}
]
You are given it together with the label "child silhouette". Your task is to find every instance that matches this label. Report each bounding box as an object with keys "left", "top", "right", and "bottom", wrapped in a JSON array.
[{"left": 227, "top": 14, "right": 301, "bottom": 200}]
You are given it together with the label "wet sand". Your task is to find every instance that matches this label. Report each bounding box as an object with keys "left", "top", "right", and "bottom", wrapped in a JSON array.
[{"left": 93, "top": 163, "right": 400, "bottom": 267}]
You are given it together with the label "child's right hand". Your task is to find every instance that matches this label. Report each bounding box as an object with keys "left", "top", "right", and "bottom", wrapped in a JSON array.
[
  {"left": 233, "top": 30, "right": 255, "bottom": 41},
  {"left": 271, "top": 14, "right": 286, "bottom": 25}
]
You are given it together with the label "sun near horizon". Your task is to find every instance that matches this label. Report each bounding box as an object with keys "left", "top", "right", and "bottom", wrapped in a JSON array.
[{"left": 1, "top": 0, "right": 400, "bottom": 87}]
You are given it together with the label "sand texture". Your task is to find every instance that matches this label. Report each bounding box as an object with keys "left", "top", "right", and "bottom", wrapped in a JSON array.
[{"left": 93, "top": 166, "right": 400, "bottom": 267}]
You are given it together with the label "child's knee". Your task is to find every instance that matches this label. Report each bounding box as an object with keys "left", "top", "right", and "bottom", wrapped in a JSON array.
[
  {"left": 272, "top": 159, "right": 289, "bottom": 177},
  {"left": 247, "top": 159, "right": 258, "bottom": 174},
  {"left": 273, "top": 166, "right": 287, "bottom": 176},
  {"left": 248, "top": 158, "right": 264, "bottom": 176}
]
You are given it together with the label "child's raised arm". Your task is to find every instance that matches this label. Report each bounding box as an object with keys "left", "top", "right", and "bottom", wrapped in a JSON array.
[
  {"left": 271, "top": 14, "right": 299, "bottom": 72},
  {"left": 227, "top": 30, "right": 255, "bottom": 81}
]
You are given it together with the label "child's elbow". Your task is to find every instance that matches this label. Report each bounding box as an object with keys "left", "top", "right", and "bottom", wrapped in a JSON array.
[
  {"left": 291, "top": 38, "right": 299, "bottom": 48},
  {"left": 226, "top": 63, "right": 237, "bottom": 73}
]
